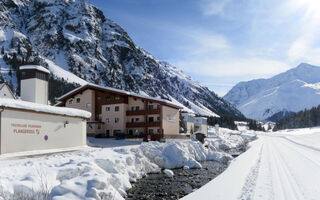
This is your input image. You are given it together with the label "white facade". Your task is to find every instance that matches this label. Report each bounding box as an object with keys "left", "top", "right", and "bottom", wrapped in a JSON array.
[
  {"left": 21, "top": 78, "right": 48, "bottom": 104},
  {"left": 181, "top": 112, "right": 195, "bottom": 134},
  {"left": 194, "top": 117, "right": 208, "bottom": 136},
  {"left": 0, "top": 83, "right": 15, "bottom": 99},
  {"left": 20, "top": 65, "right": 50, "bottom": 105},
  {"left": 0, "top": 108, "right": 87, "bottom": 154}
]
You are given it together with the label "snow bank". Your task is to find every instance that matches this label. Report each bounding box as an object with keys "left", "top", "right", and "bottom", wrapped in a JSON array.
[
  {"left": 0, "top": 98, "right": 91, "bottom": 119},
  {"left": 0, "top": 139, "right": 233, "bottom": 200},
  {"left": 140, "top": 141, "right": 232, "bottom": 169},
  {"left": 181, "top": 138, "right": 264, "bottom": 200}
]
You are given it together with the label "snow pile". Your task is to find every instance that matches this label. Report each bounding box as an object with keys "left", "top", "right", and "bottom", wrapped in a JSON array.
[
  {"left": 0, "top": 98, "right": 91, "bottom": 118},
  {"left": 206, "top": 127, "right": 254, "bottom": 152},
  {"left": 0, "top": 139, "right": 233, "bottom": 200},
  {"left": 139, "top": 141, "right": 232, "bottom": 169}
]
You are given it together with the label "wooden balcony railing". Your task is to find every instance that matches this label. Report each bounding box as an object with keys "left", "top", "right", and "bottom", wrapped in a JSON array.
[
  {"left": 126, "top": 121, "right": 161, "bottom": 128},
  {"left": 126, "top": 109, "right": 160, "bottom": 116}
]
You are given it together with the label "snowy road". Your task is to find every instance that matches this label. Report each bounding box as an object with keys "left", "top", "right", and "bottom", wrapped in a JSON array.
[{"left": 183, "top": 129, "right": 320, "bottom": 200}]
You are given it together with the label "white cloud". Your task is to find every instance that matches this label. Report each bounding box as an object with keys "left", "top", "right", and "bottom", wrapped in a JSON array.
[
  {"left": 173, "top": 57, "right": 291, "bottom": 77},
  {"left": 200, "top": 0, "right": 232, "bottom": 16}
]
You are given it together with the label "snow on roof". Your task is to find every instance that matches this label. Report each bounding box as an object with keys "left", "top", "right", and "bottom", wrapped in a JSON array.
[
  {"left": 19, "top": 65, "right": 50, "bottom": 74},
  {"left": 0, "top": 98, "right": 91, "bottom": 119},
  {"left": 57, "top": 83, "right": 183, "bottom": 109}
]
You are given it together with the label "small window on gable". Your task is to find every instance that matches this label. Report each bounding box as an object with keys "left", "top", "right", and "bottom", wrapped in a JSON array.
[
  {"left": 76, "top": 98, "right": 80, "bottom": 103},
  {"left": 69, "top": 99, "right": 73, "bottom": 104}
]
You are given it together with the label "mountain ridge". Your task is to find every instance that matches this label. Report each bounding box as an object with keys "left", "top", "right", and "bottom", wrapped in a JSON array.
[
  {"left": 224, "top": 63, "right": 320, "bottom": 120},
  {"left": 0, "top": 0, "right": 245, "bottom": 119}
]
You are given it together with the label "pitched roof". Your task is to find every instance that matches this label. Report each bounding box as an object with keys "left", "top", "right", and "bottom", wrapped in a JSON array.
[{"left": 56, "top": 83, "right": 182, "bottom": 109}]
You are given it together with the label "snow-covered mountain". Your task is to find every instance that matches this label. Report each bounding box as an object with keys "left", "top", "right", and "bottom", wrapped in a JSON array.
[
  {"left": 224, "top": 63, "right": 320, "bottom": 120},
  {"left": 0, "top": 0, "right": 245, "bottom": 119}
]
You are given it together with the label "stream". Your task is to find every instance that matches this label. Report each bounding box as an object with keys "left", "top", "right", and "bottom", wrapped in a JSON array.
[{"left": 125, "top": 160, "right": 228, "bottom": 200}]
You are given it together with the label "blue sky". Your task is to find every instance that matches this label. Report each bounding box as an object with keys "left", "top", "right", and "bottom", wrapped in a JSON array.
[{"left": 88, "top": 0, "right": 320, "bottom": 96}]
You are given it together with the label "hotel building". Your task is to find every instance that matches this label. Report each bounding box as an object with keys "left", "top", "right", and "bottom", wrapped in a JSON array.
[{"left": 56, "top": 84, "right": 182, "bottom": 139}]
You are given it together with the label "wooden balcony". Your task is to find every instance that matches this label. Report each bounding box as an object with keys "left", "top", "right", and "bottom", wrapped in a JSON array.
[
  {"left": 126, "top": 109, "right": 160, "bottom": 116},
  {"left": 126, "top": 121, "right": 161, "bottom": 128}
]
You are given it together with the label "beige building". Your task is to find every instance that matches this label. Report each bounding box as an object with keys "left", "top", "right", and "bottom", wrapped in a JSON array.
[
  {"left": 0, "top": 99, "right": 90, "bottom": 154},
  {"left": 56, "top": 84, "right": 182, "bottom": 140},
  {"left": 181, "top": 112, "right": 208, "bottom": 136}
]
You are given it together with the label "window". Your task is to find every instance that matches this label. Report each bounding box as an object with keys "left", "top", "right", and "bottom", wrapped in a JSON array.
[
  {"left": 115, "top": 96, "right": 120, "bottom": 100},
  {"left": 106, "top": 96, "right": 111, "bottom": 101},
  {"left": 115, "top": 118, "right": 120, "bottom": 123},
  {"left": 131, "top": 118, "right": 134, "bottom": 123},
  {"left": 86, "top": 103, "right": 91, "bottom": 108},
  {"left": 148, "top": 105, "right": 154, "bottom": 110},
  {"left": 135, "top": 118, "right": 139, "bottom": 122},
  {"left": 76, "top": 98, "right": 80, "bottom": 103},
  {"left": 149, "top": 117, "right": 154, "bottom": 122},
  {"left": 97, "top": 97, "right": 101, "bottom": 101},
  {"left": 106, "top": 118, "right": 110, "bottom": 123},
  {"left": 135, "top": 106, "right": 140, "bottom": 111},
  {"left": 106, "top": 107, "right": 110, "bottom": 111},
  {"left": 88, "top": 124, "right": 93, "bottom": 129},
  {"left": 69, "top": 99, "right": 73, "bottom": 104},
  {"left": 96, "top": 114, "right": 102, "bottom": 120},
  {"left": 131, "top": 106, "right": 134, "bottom": 111},
  {"left": 148, "top": 129, "right": 154, "bottom": 134},
  {"left": 134, "top": 98, "right": 137, "bottom": 101},
  {"left": 157, "top": 116, "right": 160, "bottom": 121},
  {"left": 157, "top": 129, "right": 161, "bottom": 133},
  {"left": 157, "top": 104, "right": 160, "bottom": 109},
  {"left": 115, "top": 106, "right": 120, "bottom": 112},
  {"left": 98, "top": 124, "right": 101, "bottom": 129}
]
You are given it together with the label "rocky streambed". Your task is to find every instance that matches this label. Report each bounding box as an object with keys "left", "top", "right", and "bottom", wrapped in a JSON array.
[{"left": 125, "top": 160, "right": 228, "bottom": 200}]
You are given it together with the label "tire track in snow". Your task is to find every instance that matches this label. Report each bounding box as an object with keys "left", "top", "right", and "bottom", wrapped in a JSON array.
[
  {"left": 280, "top": 136, "right": 320, "bottom": 153},
  {"left": 270, "top": 138, "right": 306, "bottom": 200},
  {"left": 277, "top": 138, "right": 320, "bottom": 168},
  {"left": 238, "top": 144, "right": 264, "bottom": 200}
]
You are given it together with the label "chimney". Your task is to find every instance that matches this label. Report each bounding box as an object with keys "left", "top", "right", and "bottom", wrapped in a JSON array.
[{"left": 19, "top": 65, "right": 50, "bottom": 104}]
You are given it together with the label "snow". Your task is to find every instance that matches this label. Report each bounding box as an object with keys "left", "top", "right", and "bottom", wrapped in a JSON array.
[
  {"left": 224, "top": 63, "right": 320, "bottom": 120},
  {"left": 0, "top": 98, "right": 91, "bottom": 119},
  {"left": 183, "top": 127, "right": 320, "bottom": 200},
  {"left": 45, "top": 59, "right": 88, "bottom": 86},
  {"left": 0, "top": 135, "right": 238, "bottom": 200},
  {"left": 163, "top": 169, "right": 174, "bottom": 178},
  {"left": 20, "top": 65, "right": 51, "bottom": 74}
]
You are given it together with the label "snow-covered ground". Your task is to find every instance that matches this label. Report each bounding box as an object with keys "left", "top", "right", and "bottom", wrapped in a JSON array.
[
  {"left": 0, "top": 129, "right": 249, "bottom": 200},
  {"left": 182, "top": 127, "right": 320, "bottom": 200}
]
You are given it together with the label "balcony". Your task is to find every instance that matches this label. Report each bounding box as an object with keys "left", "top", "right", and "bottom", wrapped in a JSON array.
[
  {"left": 126, "top": 109, "right": 160, "bottom": 116},
  {"left": 126, "top": 121, "right": 161, "bottom": 128}
]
